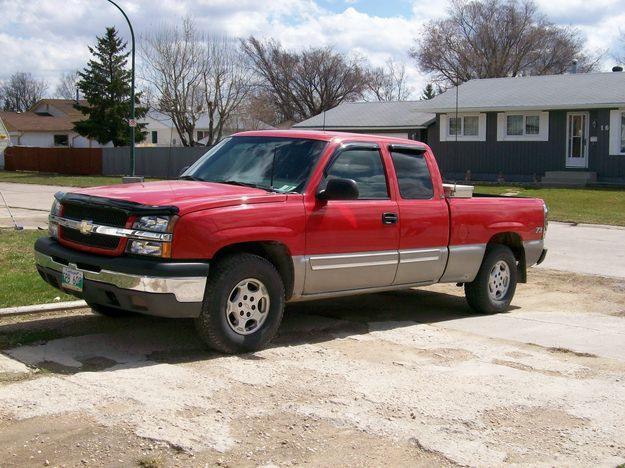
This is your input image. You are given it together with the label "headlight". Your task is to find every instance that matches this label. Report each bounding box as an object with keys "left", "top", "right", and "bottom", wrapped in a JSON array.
[
  {"left": 128, "top": 215, "right": 176, "bottom": 257},
  {"left": 128, "top": 240, "right": 169, "bottom": 257},
  {"left": 49, "top": 199, "right": 62, "bottom": 238},
  {"left": 51, "top": 199, "right": 62, "bottom": 217},
  {"left": 133, "top": 215, "right": 172, "bottom": 232}
]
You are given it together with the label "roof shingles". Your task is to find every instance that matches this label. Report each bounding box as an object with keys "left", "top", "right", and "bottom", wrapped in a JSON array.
[
  {"left": 424, "top": 71, "right": 625, "bottom": 111},
  {"left": 294, "top": 101, "right": 435, "bottom": 129}
]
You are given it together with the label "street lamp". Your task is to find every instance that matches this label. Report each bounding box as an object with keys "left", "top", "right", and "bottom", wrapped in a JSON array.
[{"left": 106, "top": 0, "right": 136, "bottom": 177}]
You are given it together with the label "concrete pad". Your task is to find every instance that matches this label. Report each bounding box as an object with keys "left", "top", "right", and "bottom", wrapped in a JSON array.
[
  {"left": 0, "top": 353, "right": 31, "bottom": 376},
  {"left": 434, "top": 310, "right": 625, "bottom": 361},
  {"left": 539, "top": 222, "right": 625, "bottom": 279}
]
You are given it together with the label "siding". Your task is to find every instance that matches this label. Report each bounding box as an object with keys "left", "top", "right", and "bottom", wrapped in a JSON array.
[{"left": 428, "top": 110, "right": 625, "bottom": 182}]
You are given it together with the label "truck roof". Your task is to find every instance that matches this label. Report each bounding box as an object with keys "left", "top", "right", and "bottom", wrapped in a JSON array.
[{"left": 232, "top": 129, "right": 425, "bottom": 146}]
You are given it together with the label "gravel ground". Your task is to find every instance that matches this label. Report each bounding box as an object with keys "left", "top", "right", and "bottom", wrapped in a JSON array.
[{"left": 0, "top": 268, "right": 624, "bottom": 467}]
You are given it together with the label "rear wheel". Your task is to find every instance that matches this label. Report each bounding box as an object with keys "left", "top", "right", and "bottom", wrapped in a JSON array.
[
  {"left": 88, "top": 303, "right": 134, "bottom": 318},
  {"left": 464, "top": 244, "right": 517, "bottom": 314},
  {"left": 195, "top": 253, "right": 285, "bottom": 354}
]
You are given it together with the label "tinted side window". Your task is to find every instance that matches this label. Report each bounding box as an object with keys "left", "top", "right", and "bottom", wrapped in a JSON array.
[
  {"left": 390, "top": 150, "right": 433, "bottom": 199},
  {"left": 322, "top": 148, "right": 389, "bottom": 199}
]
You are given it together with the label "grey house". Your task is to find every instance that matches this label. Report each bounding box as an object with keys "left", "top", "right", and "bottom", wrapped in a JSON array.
[
  {"left": 424, "top": 71, "right": 625, "bottom": 184},
  {"left": 294, "top": 101, "right": 435, "bottom": 142},
  {"left": 295, "top": 71, "right": 625, "bottom": 185}
]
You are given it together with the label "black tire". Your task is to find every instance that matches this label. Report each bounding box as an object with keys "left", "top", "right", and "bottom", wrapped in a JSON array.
[
  {"left": 88, "top": 303, "right": 134, "bottom": 317},
  {"left": 195, "top": 253, "right": 285, "bottom": 354},
  {"left": 464, "top": 244, "right": 517, "bottom": 314}
]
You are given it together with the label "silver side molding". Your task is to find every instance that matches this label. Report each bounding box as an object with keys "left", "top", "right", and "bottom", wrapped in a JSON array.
[
  {"left": 309, "top": 251, "right": 398, "bottom": 270},
  {"left": 35, "top": 251, "right": 206, "bottom": 302}
]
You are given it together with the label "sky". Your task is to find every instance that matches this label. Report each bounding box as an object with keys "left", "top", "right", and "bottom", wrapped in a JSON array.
[{"left": 1, "top": 0, "right": 624, "bottom": 99}]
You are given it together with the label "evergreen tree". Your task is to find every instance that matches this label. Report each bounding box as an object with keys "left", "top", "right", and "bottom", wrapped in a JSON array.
[
  {"left": 74, "top": 27, "right": 146, "bottom": 146},
  {"left": 420, "top": 83, "right": 438, "bottom": 100}
]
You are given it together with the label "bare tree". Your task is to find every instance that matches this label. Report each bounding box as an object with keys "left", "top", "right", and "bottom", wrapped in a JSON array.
[
  {"left": 411, "top": 0, "right": 600, "bottom": 86},
  {"left": 242, "top": 37, "right": 369, "bottom": 123},
  {"left": 140, "top": 18, "right": 205, "bottom": 146},
  {"left": 613, "top": 30, "right": 625, "bottom": 65},
  {"left": 55, "top": 71, "right": 80, "bottom": 100},
  {"left": 201, "top": 35, "right": 253, "bottom": 145},
  {"left": 1, "top": 72, "right": 48, "bottom": 112},
  {"left": 366, "top": 59, "right": 413, "bottom": 101}
]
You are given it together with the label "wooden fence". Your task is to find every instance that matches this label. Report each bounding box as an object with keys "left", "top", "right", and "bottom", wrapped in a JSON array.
[{"left": 4, "top": 147, "right": 102, "bottom": 175}]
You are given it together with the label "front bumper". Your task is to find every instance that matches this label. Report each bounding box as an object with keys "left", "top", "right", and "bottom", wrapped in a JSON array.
[{"left": 34, "top": 237, "right": 209, "bottom": 318}]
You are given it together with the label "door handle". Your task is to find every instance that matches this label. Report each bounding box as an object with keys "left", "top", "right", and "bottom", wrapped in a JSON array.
[{"left": 382, "top": 212, "right": 398, "bottom": 225}]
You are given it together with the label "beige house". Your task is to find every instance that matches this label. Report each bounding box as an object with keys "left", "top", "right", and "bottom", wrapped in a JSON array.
[{"left": 0, "top": 99, "right": 110, "bottom": 150}]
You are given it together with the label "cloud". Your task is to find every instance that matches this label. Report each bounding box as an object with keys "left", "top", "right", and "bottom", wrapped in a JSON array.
[{"left": 0, "top": 0, "right": 622, "bottom": 98}]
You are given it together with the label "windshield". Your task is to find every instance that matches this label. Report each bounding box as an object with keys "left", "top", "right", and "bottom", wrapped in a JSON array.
[{"left": 182, "top": 136, "right": 328, "bottom": 193}]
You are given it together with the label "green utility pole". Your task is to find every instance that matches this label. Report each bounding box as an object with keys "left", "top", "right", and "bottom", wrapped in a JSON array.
[{"left": 106, "top": 0, "right": 136, "bottom": 177}]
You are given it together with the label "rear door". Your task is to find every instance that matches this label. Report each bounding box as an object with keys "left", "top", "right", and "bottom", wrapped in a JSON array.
[
  {"left": 304, "top": 143, "right": 399, "bottom": 294},
  {"left": 386, "top": 145, "right": 450, "bottom": 284}
]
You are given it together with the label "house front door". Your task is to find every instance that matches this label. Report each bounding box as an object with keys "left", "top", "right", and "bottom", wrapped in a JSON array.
[{"left": 566, "top": 112, "right": 589, "bottom": 168}]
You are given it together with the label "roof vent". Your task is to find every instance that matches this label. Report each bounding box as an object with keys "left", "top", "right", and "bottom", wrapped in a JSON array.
[
  {"left": 570, "top": 59, "right": 578, "bottom": 74},
  {"left": 612, "top": 66, "right": 623, "bottom": 72}
]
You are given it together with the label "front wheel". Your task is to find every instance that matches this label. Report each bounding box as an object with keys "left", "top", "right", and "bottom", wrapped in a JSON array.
[
  {"left": 464, "top": 244, "right": 517, "bottom": 314},
  {"left": 195, "top": 253, "right": 285, "bottom": 354}
]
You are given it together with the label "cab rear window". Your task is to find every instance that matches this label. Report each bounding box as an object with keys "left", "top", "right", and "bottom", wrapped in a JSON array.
[{"left": 389, "top": 149, "right": 433, "bottom": 199}]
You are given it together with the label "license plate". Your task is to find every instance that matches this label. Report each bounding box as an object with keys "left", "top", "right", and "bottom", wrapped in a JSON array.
[{"left": 62, "top": 266, "right": 84, "bottom": 292}]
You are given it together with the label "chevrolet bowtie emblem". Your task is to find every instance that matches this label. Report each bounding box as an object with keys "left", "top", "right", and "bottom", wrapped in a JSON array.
[{"left": 79, "top": 220, "right": 93, "bottom": 235}]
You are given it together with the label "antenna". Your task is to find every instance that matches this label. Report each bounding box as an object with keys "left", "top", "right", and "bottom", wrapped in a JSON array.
[{"left": 322, "top": 110, "right": 326, "bottom": 132}]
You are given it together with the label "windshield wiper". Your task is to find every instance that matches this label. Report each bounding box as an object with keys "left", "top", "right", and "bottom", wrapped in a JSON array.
[
  {"left": 179, "top": 175, "right": 204, "bottom": 181},
  {"left": 215, "top": 180, "right": 279, "bottom": 192}
]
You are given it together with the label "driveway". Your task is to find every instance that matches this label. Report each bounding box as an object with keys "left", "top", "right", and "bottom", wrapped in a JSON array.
[{"left": 0, "top": 269, "right": 623, "bottom": 466}]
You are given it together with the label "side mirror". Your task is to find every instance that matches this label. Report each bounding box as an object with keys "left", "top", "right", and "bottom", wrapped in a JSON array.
[
  {"left": 179, "top": 166, "right": 190, "bottom": 177},
  {"left": 317, "top": 178, "right": 359, "bottom": 201}
]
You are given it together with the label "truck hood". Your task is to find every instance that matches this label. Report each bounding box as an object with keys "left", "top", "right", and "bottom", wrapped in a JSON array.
[{"left": 71, "top": 180, "right": 288, "bottom": 215}]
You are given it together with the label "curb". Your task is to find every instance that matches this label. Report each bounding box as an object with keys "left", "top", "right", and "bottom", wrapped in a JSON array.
[{"left": 0, "top": 300, "right": 88, "bottom": 317}]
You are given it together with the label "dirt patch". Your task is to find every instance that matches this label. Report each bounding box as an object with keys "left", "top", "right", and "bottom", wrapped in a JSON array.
[
  {"left": 327, "top": 338, "right": 476, "bottom": 367},
  {"left": 223, "top": 413, "right": 456, "bottom": 467},
  {"left": 481, "top": 406, "right": 588, "bottom": 464}
]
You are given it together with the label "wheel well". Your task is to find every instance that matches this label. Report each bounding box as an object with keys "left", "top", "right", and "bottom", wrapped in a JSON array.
[
  {"left": 487, "top": 232, "right": 527, "bottom": 283},
  {"left": 211, "top": 242, "right": 295, "bottom": 299}
]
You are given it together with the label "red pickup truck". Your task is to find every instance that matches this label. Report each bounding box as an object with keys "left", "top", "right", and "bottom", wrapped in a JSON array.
[{"left": 35, "top": 130, "right": 547, "bottom": 353}]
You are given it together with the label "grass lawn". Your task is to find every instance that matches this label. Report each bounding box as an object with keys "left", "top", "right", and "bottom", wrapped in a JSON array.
[
  {"left": 474, "top": 185, "right": 625, "bottom": 226},
  {"left": 0, "top": 170, "right": 147, "bottom": 187},
  {"left": 0, "top": 230, "right": 72, "bottom": 308}
]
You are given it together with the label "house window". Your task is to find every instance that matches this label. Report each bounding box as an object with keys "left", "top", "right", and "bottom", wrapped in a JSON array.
[
  {"left": 463, "top": 116, "right": 479, "bottom": 136},
  {"left": 54, "top": 134, "right": 69, "bottom": 146},
  {"left": 197, "top": 130, "right": 208, "bottom": 141},
  {"left": 448, "top": 115, "right": 479, "bottom": 137},
  {"left": 151, "top": 131, "right": 158, "bottom": 144},
  {"left": 506, "top": 114, "right": 540, "bottom": 136}
]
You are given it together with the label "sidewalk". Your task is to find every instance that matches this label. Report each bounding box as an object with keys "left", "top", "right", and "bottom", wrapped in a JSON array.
[{"left": 0, "top": 182, "right": 66, "bottom": 229}]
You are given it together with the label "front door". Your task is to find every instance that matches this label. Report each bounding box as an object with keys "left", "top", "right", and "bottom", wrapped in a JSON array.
[
  {"left": 566, "top": 112, "right": 589, "bottom": 168},
  {"left": 304, "top": 144, "right": 399, "bottom": 294}
]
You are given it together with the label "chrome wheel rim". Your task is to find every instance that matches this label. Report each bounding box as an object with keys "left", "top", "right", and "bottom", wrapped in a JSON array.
[
  {"left": 488, "top": 260, "right": 510, "bottom": 301},
  {"left": 225, "top": 278, "right": 270, "bottom": 335}
]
